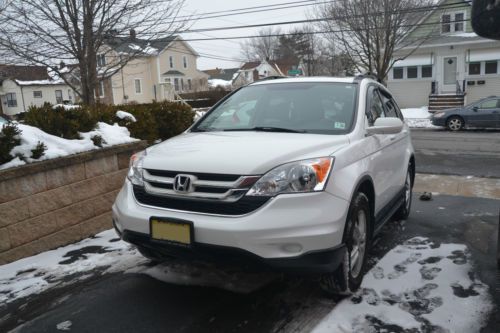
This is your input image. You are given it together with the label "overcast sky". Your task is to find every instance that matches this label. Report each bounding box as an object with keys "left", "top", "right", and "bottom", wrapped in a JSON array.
[{"left": 178, "top": 0, "right": 309, "bottom": 70}]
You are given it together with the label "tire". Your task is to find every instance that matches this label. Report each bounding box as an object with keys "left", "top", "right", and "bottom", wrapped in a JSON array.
[
  {"left": 394, "top": 167, "right": 413, "bottom": 220},
  {"left": 446, "top": 116, "right": 464, "bottom": 131},
  {"left": 320, "top": 192, "right": 371, "bottom": 296}
]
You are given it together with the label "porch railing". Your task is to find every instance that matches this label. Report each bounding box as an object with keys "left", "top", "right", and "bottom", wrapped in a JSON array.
[
  {"left": 456, "top": 80, "right": 466, "bottom": 95},
  {"left": 431, "top": 81, "right": 438, "bottom": 95}
]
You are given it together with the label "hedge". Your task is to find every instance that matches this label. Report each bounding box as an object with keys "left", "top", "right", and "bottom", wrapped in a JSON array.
[{"left": 23, "top": 101, "right": 195, "bottom": 144}]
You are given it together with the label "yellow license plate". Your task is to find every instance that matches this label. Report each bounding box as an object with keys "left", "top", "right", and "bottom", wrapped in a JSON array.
[{"left": 150, "top": 218, "right": 192, "bottom": 245}]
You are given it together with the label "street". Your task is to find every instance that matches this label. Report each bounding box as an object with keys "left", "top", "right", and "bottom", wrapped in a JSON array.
[
  {"left": 411, "top": 129, "right": 500, "bottom": 178},
  {"left": 0, "top": 129, "right": 499, "bottom": 333}
]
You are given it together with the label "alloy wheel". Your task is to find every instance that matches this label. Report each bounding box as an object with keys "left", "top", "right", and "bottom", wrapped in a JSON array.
[{"left": 350, "top": 210, "right": 367, "bottom": 278}]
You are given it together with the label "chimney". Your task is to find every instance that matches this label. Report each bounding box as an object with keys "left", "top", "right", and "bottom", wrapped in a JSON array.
[
  {"left": 59, "top": 61, "right": 66, "bottom": 69},
  {"left": 130, "top": 29, "right": 136, "bottom": 40}
]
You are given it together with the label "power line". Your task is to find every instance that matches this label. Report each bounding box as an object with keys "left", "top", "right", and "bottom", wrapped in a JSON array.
[{"left": 181, "top": 1, "right": 471, "bottom": 34}]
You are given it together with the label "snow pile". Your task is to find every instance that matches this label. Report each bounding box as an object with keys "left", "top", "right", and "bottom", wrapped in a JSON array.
[
  {"left": 208, "top": 78, "right": 232, "bottom": 88},
  {"left": 312, "top": 237, "right": 494, "bottom": 333},
  {"left": 0, "top": 122, "right": 138, "bottom": 170},
  {"left": 15, "top": 79, "right": 65, "bottom": 86},
  {"left": 0, "top": 230, "right": 146, "bottom": 305},
  {"left": 52, "top": 104, "right": 81, "bottom": 110},
  {"left": 116, "top": 110, "right": 137, "bottom": 122},
  {"left": 193, "top": 110, "right": 207, "bottom": 122},
  {"left": 401, "top": 106, "right": 439, "bottom": 128}
]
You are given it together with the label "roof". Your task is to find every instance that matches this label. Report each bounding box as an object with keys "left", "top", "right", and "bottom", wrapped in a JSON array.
[
  {"left": 401, "top": 33, "right": 492, "bottom": 49},
  {"left": 162, "top": 70, "right": 185, "bottom": 76},
  {"left": 240, "top": 59, "right": 301, "bottom": 75},
  {"left": 105, "top": 35, "right": 177, "bottom": 56},
  {"left": 0, "top": 65, "right": 50, "bottom": 81},
  {"left": 203, "top": 68, "right": 239, "bottom": 81},
  {"left": 240, "top": 61, "right": 261, "bottom": 70}
]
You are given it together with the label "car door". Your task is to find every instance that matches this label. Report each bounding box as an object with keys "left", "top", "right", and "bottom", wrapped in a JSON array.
[
  {"left": 468, "top": 98, "right": 499, "bottom": 128},
  {"left": 365, "top": 86, "right": 401, "bottom": 222}
]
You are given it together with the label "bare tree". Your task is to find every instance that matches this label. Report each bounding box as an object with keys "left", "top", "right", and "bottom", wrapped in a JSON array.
[
  {"left": 240, "top": 27, "right": 281, "bottom": 62},
  {"left": 0, "top": 0, "right": 188, "bottom": 105},
  {"left": 314, "top": 0, "right": 435, "bottom": 83}
]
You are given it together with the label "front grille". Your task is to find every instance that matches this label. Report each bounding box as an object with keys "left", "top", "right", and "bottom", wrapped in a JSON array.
[
  {"left": 142, "top": 169, "right": 260, "bottom": 202},
  {"left": 133, "top": 186, "right": 270, "bottom": 215}
]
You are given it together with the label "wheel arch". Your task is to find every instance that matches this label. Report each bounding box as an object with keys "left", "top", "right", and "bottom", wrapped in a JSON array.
[
  {"left": 446, "top": 114, "right": 465, "bottom": 128},
  {"left": 351, "top": 175, "right": 375, "bottom": 236}
]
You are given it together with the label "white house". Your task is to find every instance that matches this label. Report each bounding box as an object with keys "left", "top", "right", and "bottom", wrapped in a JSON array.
[
  {"left": 232, "top": 59, "right": 305, "bottom": 88},
  {"left": 387, "top": 0, "right": 500, "bottom": 111},
  {"left": 0, "top": 65, "right": 74, "bottom": 116}
]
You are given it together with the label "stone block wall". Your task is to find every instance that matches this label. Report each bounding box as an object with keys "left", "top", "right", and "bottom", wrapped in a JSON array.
[{"left": 0, "top": 141, "right": 147, "bottom": 264}]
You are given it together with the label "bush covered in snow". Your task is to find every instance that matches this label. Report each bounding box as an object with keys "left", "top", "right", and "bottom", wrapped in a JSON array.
[
  {"left": 0, "top": 122, "right": 22, "bottom": 164},
  {"left": 24, "top": 101, "right": 195, "bottom": 144}
]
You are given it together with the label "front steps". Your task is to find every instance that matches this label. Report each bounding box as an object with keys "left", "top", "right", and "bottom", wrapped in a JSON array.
[{"left": 428, "top": 94, "right": 465, "bottom": 112}]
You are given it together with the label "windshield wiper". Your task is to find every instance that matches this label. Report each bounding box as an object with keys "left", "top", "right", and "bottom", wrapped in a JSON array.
[{"left": 224, "top": 126, "right": 306, "bottom": 133}]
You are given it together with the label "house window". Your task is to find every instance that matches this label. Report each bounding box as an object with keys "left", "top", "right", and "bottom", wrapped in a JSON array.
[
  {"left": 55, "top": 90, "right": 63, "bottom": 103},
  {"left": 164, "top": 77, "right": 171, "bottom": 84},
  {"left": 183, "top": 56, "right": 188, "bottom": 69},
  {"left": 485, "top": 61, "right": 498, "bottom": 74},
  {"left": 134, "top": 79, "right": 142, "bottom": 94},
  {"left": 442, "top": 14, "right": 451, "bottom": 33},
  {"left": 97, "top": 82, "right": 104, "bottom": 97},
  {"left": 469, "top": 62, "right": 481, "bottom": 75},
  {"left": 174, "top": 78, "right": 179, "bottom": 91},
  {"left": 442, "top": 12, "right": 465, "bottom": 34},
  {"left": 455, "top": 12, "right": 464, "bottom": 32},
  {"left": 6, "top": 93, "right": 17, "bottom": 107},
  {"left": 393, "top": 67, "right": 403, "bottom": 79},
  {"left": 422, "top": 65, "right": 433, "bottom": 78},
  {"left": 68, "top": 90, "right": 72, "bottom": 100},
  {"left": 180, "top": 78, "right": 184, "bottom": 91},
  {"left": 97, "top": 54, "right": 106, "bottom": 67},
  {"left": 407, "top": 66, "right": 418, "bottom": 79},
  {"left": 33, "top": 91, "right": 42, "bottom": 98},
  {"left": 187, "top": 78, "right": 192, "bottom": 91},
  {"left": 169, "top": 56, "right": 174, "bottom": 68}
]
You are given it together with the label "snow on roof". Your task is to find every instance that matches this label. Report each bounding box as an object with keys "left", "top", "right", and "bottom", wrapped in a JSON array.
[
  {"left": 15, "top": 79, "right": 66, "bottom": 86},
  {"left": 208, "top": 79, "right": 232, "bottom": 87}
]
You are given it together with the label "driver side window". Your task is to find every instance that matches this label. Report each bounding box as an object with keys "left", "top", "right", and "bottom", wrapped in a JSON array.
[
  {"left": 367, "top": 87, "right": 386, "bottom": 126},
  {"left": 479, "top": 99, "right": 499, "bottom": 109}
]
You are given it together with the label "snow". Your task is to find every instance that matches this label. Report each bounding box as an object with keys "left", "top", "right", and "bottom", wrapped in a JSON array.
[
  {"left": 312, "top": 237, "right": 494, "bottom": 333},
  {"left": 56, "top": 321, "right": 72, "bottom": 331},
  {"left": 53, "top": 104, "right": 81, "bottom": 110},
  {"left": 116, "top": 110, "right": 137, "bottom": 122},
  {"left": 401, "top": 106, "right": 439, "bottom": 128},
  {"left": 454, "top": 32, "right": 479, "bottom": 38},
  {"left": 0, "top": 122, "right": 138, "bottom": 170},
  {"left": 208, "top": 78, "right": 232, "bottom": 88},
  {"left": 193, "top": 110, "right": 207, "bottom": 122},
  {"left": 15, "top": 79, "right": 65, "bottom": 86},
  {"left": 128, "top": 43, "right": 158, "bottom": 55}
]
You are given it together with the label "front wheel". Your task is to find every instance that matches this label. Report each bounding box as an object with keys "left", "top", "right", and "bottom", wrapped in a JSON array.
[
  {"left": 447, "top": 116, "right": 464, "bottom": 131},
  {"left": 394, "top": 168, "right": 413, "bottom": 220},
  {"left": 320, "top": 192, "right": 371, "bottom": 296}
]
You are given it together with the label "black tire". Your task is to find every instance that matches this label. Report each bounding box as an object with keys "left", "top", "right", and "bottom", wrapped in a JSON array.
[
  {"left": 320, "top": 192, "right": 371, "bottom": 296},
  {"left": 394, "top": 167, "right": 413, "bottom": 220},
  {"left": 446, "top": 116, "right": 464, "bottom": 131}
]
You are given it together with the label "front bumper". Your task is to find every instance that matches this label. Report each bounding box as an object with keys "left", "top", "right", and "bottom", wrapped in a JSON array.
[
  {"left": 112, "top": 181, "right": 350, "bottom": 271},
  {"left": 431, "top": 117, "right": 446, "bottom": 127}
]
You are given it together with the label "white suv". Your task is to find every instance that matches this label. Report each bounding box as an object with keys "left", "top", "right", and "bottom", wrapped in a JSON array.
[{"left": 112, "top": 77, "right": 415, "bottom": 294}]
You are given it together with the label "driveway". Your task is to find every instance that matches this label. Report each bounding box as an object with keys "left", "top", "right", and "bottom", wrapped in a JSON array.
[{"left": 1, "top": 194, "right": 498, "bottom": 333}]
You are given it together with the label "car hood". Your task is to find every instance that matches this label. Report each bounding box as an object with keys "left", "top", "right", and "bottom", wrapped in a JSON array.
[{"left": 143, "top": 131, "right": 350, "bottom": 175}]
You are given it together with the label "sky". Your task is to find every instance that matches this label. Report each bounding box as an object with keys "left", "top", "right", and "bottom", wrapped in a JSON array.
[{"left": 178, "top": 0, "right": 310, "bottom": 70}]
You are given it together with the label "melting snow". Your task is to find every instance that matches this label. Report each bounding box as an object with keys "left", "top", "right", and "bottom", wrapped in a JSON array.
[
  {"left": 312, "top": 237, "right": 494, "bottom": 333},
  {"left": 208, "top": 79, "right": 232, "bottom": 88},
  {"left": 56, "top": 320, "right": 72, "bottom": 331},
  {"left": 401, "top": 106, "right": 439, "bottom": 129},
  {"left": 116, "top": 110, "right": 137, "bottom": 122},
  {"left": 1, "top": 122, "right": 138, "bottom": 170}
]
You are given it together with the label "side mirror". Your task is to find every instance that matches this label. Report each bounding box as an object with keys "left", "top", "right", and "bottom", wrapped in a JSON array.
[
  {"left": 366, "top": 117, "right": 404, "bottom": 135},
  {"left": 473, "top": 106, "right": 479, "bottom": 112},
  {"left": 472, "top": 0, "right": 500, "bottom": 40}
]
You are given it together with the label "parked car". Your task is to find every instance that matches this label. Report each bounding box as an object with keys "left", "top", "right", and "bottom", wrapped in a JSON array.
[
  {"left": 431, "top": 96, "right": 500, "bottom": 131},
  {"left": 113, "top": 77, "right": 415, "bottom": 295}
]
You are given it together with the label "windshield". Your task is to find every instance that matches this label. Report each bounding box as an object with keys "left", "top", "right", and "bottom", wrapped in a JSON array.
[{"left": 193, "top": 82, "right": 358, "bottom": 134}]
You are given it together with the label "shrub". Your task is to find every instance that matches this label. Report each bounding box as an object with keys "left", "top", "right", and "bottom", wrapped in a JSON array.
[
  {"left": 0, "top": 122, "right": 22, "bottom": 164},
  {"left": 150, "top": 101, "right": 194, "bottom": 141},
  {"left": 180, "top": 87, "right": 230, "bottom": 108},
  {"left": 30, "top": 141, "right": 47, "bottom": 159},
  {"left": 24, "top": 103, "right": 99, "bottom": 139}
]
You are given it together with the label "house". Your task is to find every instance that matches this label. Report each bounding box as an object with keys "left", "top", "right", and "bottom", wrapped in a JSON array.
[
  {"left": 97, "top": 32, "right": 209, "bottom": 105},
  {"left": 387, "top": 0, "right": 500, "bottom": 111},
  {"left": 232, "top": 59, "right": 305, "bottom": 88},
  {"left": 0, "top": 65, "right": 74, "bottom": 116},
  {"left": 203, "top": 67, "right": 239, "bottom": 89}
]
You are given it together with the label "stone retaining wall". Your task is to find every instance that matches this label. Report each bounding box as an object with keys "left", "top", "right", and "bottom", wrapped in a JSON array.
[{"left": 0, "top": 141, "right": 147, "bottom": 264}]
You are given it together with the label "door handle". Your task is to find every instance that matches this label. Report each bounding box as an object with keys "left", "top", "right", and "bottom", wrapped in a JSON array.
[{"left": 389, "top": 135, "right": 396, "bottom": 141}]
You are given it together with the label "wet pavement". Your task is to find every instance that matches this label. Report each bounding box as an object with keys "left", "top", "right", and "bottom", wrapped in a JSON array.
[{"left": 1, "top": 194, "right": 498, "bottom": 333}]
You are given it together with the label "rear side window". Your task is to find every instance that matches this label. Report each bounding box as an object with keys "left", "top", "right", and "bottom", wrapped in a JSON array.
[{"left": 379, "top": 89, "right": 403, "bottom": 120}]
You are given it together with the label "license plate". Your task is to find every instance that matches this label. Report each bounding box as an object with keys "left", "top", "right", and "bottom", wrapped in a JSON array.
[{"left": 150, "top": 218, "right": 192, "bottom": 246}]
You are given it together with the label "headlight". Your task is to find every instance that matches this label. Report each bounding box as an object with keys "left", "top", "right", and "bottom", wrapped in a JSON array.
[
  {"left": 246, "top": 157, "right": 334, "bottom": 196},
  {"left": 433, "top": 112, "right": 445, "bottom": 118},
  {"left": 127, "top": 150, "right": 146, "bottom": 186}
]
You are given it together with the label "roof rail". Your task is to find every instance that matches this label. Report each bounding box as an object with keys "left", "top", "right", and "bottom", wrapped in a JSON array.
[
  {"left": 354, "top": 73, "right": 380, "bottom": 82},
  {"left": 257, "top": 75, "right": 287, "bottom": 82}
]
